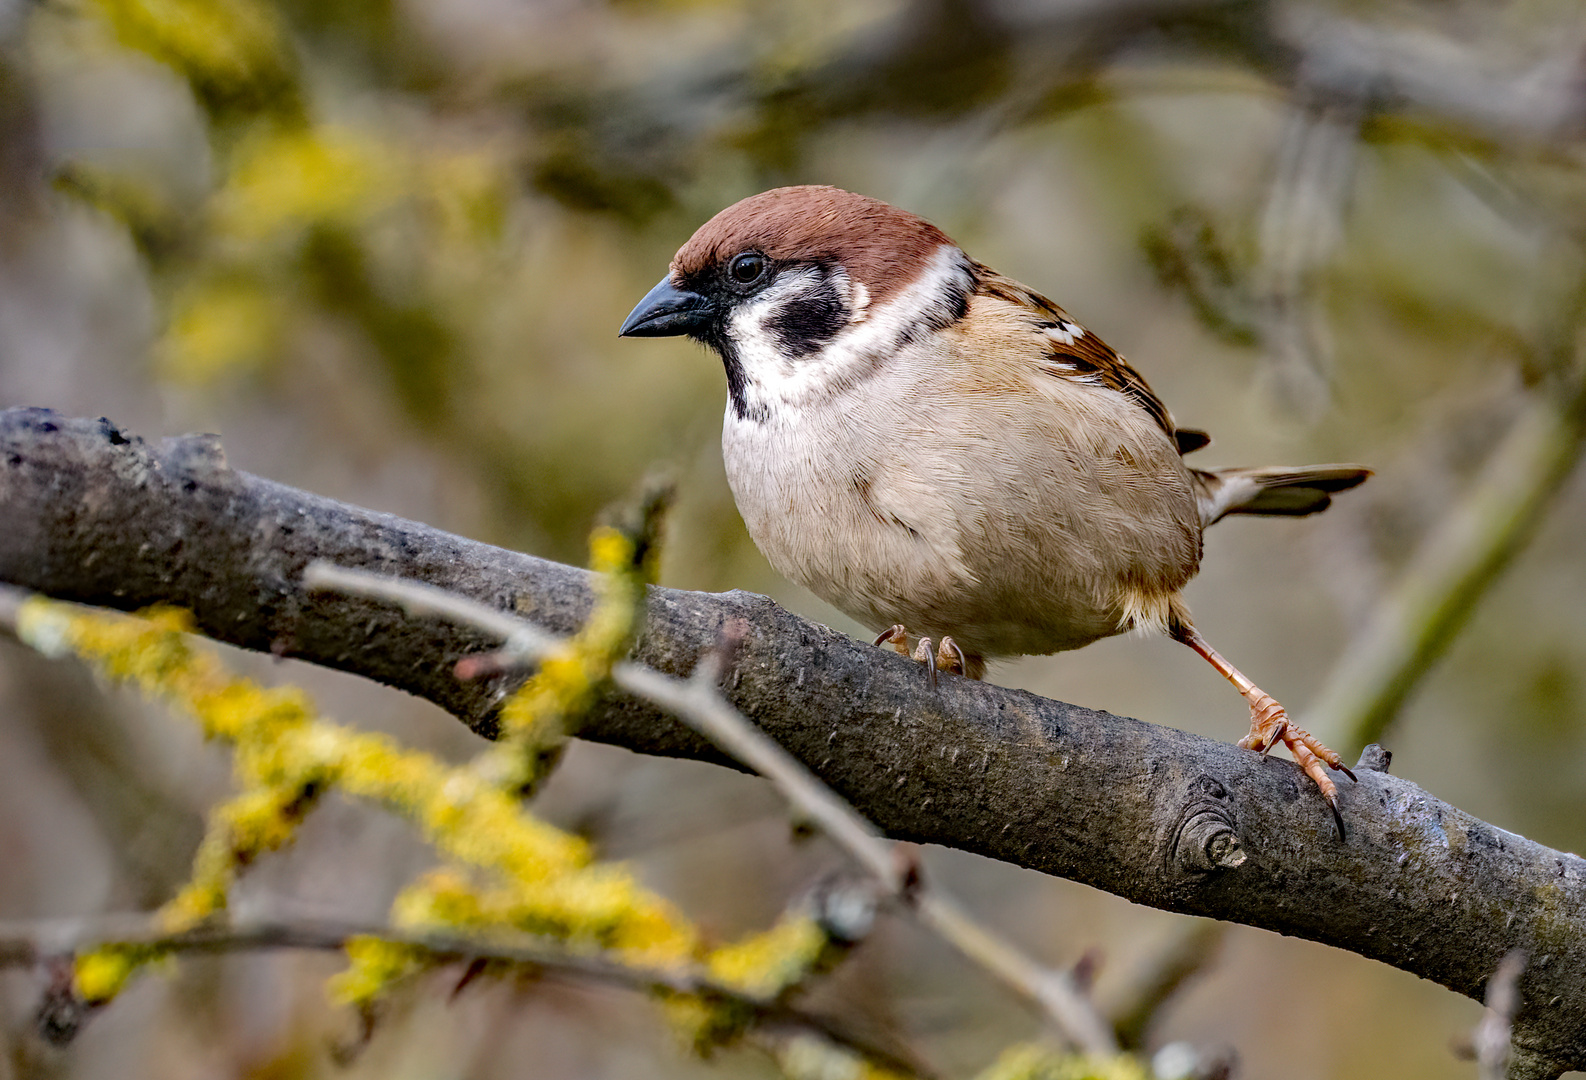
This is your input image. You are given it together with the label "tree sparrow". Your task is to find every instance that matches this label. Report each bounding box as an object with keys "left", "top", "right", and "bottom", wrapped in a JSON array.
[{"left": 620, "top": 185, "right": 1369, "bottom": 833}]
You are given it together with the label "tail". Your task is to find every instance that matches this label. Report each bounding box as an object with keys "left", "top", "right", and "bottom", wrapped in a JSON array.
[{"left": 1193, "top": 464, "right": 1371, "bottom": 526}]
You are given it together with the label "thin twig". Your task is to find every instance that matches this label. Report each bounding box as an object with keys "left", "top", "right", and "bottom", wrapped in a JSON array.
[
  {"left": 620, "top": 659, "right": 901, "bottom": 892},
  {"left": 0, "top": 913, "right": 926, "bottom": 1077},
  {"left": 300, "top": 565, "right": 560, "bottom": 656},
  {"left": 303, "top": 562, "right": 1120, "bottom": 1054}
]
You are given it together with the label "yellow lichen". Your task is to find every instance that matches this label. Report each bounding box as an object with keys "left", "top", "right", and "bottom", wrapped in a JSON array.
[
  {"left": 158, "top": 277, "right": 283, "bottom": 383},
  {"left": 329, "top": 936, "right": 428, "bottom": 1007},
  {"left": 14, "top": 566, "right": 698, "bottom": 1011},
  {"left": 15, "top": 518, "right": 861, "bottom": 1067},
  {"left": 72, "top": 946, "right": 147, "bottom": 1004},
  {"left": 664, "top": 916, "right": 836, "bottom": 1054},
  {"left": 213, "top": 127, "right": 402, "bottom": 243},
  {"left": 493, "top": 525, "right": 646, "bottom": 789},
  {"left": 706, "top": 915, "right": 829, "bottom": 1000},
  {"left": 159, "top": 780, "right": 323, "bottom": 929},
  {"left": 973, "top": 1043, "right": 1154, "bottom": 1080},
  {"left": 86, "top": 0, "right": 301, "bottom": 123}
]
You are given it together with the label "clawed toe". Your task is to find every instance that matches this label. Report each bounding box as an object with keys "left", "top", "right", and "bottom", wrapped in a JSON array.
[
  {"left": 873, "top": 624, "right": 910, "bottom": 654},
  {"left": 873, "top": 627, "right": 967, "bottom": 691},
  {"left": 1325, "top": 792, "right": 1345, "bottom": 840},
  {"left": 1242, "top": 692, "right": 1353, "bottom": 840},
  {"left": 938, "top": 636, "right": 967, "bottom": 677},
  {"left": 1174, "top": 623, "right": 1357, "bottom": 841},
  {"left": 911, "top": 637, "right": 939, "bottom": 691}
]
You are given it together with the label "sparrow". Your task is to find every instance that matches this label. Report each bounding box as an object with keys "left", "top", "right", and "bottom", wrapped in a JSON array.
[{"left": 619, "top": 185, "right": 1369, "bottom": 834}]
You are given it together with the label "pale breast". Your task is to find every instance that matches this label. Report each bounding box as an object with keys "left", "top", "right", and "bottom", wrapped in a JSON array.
[{"left": 720, "top": 331, "right": 1202, "bottom": 659}]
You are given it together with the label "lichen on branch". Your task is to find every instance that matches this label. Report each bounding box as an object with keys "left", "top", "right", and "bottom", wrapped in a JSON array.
[{"left": 8, "top": 528, "right": 851, "bottom": 1068}]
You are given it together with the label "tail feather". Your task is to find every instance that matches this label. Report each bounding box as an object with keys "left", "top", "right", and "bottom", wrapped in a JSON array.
[{"left": 1193, "top": 464, "right": 1371, "bottom": 526}]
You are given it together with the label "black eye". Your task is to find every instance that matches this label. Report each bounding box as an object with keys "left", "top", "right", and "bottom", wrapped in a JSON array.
[{"left": 728, "top": 251, "right": 767, "bottom": 285}]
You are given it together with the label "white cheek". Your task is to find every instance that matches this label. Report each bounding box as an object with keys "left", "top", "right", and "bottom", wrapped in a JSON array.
[
  {"left": 727, "top": 244, "right": 975, "bottom": 415},
  {"left": 849, "top": 280, "right": 871, "bottom": 321},
  {"left": 834, "top": 244, "right": 972, "bottom": 359},
  {"left": 725, "top": 267, "right": 847, "bottom": 413}
]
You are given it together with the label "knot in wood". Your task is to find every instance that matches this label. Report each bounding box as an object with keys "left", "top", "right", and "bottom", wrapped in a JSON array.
[{"left": 1172, "top": 775, "right": 1246, "bottom": 873}]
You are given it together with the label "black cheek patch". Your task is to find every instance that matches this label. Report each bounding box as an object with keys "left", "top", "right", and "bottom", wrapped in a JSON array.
[{"left": 766, "top": 275, "right": 848, "bottom": 358}]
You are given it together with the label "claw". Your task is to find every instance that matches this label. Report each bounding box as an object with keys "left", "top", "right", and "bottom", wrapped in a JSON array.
[
  {"left": 911, "top": 637, "right": 938, "bottom": 692},
  {"left": 1326, "top": 793, "right": 1346, "bottom": 842},
  {"left": 874, "top": 626, "right": 971, "bottom": 691},
  {"left": 938, "top": 636, "right": 967, "bottom": 677},
  {"left": 873, "top": 624, "right": 909, "bottom": 655},
  {"left": 1269, "top": 710, "right": 1352, "bottom": 842}
]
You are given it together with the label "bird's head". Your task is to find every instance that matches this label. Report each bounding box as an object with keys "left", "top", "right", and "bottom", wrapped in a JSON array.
[{"left": 619, "top": 185, "right": 976, "bottom": 422}]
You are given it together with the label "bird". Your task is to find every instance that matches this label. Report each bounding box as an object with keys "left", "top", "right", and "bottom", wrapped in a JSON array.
[{"left": 619, "top": 184, "right": 1369, "bottom": 833}]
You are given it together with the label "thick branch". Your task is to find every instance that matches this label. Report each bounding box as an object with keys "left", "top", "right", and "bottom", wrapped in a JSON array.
[
  {"left": 300, "top": 565, "right": 1117, "bottom": 1054},
  {"left": 3, "top": 408, "right": 1586, "bottom": 1075}
]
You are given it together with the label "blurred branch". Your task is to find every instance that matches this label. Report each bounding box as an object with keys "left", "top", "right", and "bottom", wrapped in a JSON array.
[
  {"left": 1275, "top": 6, "right": 1586, "bottom": 146},
  {"left": 0, "top": 913, "right": 926, "bottom": 1077},
  {"left": 307, "top": 563, "right": 1117, "bottom": 1055},
  {"left": 1254, "top": 99, "right": 1360, "bottom": 416},
  {"left": 1309, "top": 282, "right": 1586, "bottom": 752},
  {"left": 1106, "top": 920, "right": 1228, "bottom": 1051},
  {"left": 555, "top": 0, "right": 1586, "bottom": 210},
  {"left": 5, "top": 409, "right": 1586, "bottom": 1077}
]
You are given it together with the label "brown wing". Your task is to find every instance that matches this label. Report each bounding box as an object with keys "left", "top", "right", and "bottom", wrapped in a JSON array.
[{"left": 973, "top": 267, "right": 1181, "bottom": 443}]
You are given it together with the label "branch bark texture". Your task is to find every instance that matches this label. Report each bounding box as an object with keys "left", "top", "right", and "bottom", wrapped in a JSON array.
[{"left": 3, "top": 408, "right": 1584, "bottom": 1075}]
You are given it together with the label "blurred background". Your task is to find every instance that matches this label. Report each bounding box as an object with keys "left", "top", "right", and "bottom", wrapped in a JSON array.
[{"left": 2, "top": 0, "right": 1586, "bottom": 1076}]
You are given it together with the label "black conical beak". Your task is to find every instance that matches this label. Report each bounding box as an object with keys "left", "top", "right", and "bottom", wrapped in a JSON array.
[{"left": 619, "top": 276, "right": 716, "bottom": 338}]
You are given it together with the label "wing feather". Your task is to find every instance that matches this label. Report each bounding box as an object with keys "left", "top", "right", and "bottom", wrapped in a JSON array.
[{"left": 972, "top": 267, "right": 1180, "bottom": 443}]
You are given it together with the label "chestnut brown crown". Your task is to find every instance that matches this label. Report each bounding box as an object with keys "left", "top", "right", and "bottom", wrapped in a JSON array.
[{"left": 671, "top": 185, "right": 955, "bottom": 301}]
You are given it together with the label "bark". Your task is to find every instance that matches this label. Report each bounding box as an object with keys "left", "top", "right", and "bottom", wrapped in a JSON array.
[{"left": 3, "top": 408, "right": 1584, "bottom": 1075}]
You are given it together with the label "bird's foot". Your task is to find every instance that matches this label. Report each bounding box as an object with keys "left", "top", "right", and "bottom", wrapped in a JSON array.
[
  {"left": 1237, "top": 690, "right": 1358, "bottom": 839},
  {"left": 874, "top": 624, "right": 911, "bottom": 656},
  {"left": 872, "top": 627, "right": 965, "bottom": 690}
]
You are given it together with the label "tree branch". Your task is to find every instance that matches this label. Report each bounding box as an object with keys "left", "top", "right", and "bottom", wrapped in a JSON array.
[
  {"left": 3, "top": 408, "right": 1585, "bottom": 1076},
  {"left": 302, "top": 564, "right": 1118, "bottom": 1054},
  {"left": 1309, "top": 283, "right": 1586, "bottom": 751},
  {"left": 0, "top": 913, "right": 927, "bottom": 1076}
]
